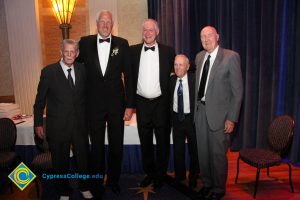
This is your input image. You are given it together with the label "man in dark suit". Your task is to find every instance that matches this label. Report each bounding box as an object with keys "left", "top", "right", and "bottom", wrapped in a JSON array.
[
  {"left": 170, "top": 54, "right": 199, "bottom": 188},
  {"left": 76, "top": 10, "right": 134, "bottom": 196},
  {"left": 194, "top": 26, "right": 243, "bottom": 200},
  {"left": 34, "top": 39, "right": 92, "bottom": 200},
  {"left": 130, "top": 19, "right": 175, "bottom": 189}
]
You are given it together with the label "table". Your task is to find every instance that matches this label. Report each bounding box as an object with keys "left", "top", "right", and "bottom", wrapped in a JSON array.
[
  {"left": 15, "top": 114, "right": 143, "bottom": 145},
  {"left": 15, "top": 115, "right": 178, "bottom": 173},
  {"left": 15, "top": 117, "right": 35, "bottom": 145}
]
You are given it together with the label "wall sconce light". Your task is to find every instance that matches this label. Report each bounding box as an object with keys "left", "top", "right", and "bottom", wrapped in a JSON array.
[{"left": 50, "top": 0, "right": 77, "bottom": 39}]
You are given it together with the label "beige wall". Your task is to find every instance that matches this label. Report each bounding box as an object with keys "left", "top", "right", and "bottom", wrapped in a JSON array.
[
  {"left": 0, "top": 0, "right": 14, "bottom": 96},
  {"left": 38, "top": 0, "right": 89, "bottom": 66},
  {"left": 0, "top": 0, "right": 147, "bottom": 110},
  {"left": 38, "top": 0, "right": 147, "bottom": 66},
  {"left": 117, "top": 0, "right": 148, "bottom": 45}
]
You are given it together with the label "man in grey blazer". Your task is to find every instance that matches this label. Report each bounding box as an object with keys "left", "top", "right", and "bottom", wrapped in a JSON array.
[{"left": 194, "top": 26, "right": 243, "bottom": 200}]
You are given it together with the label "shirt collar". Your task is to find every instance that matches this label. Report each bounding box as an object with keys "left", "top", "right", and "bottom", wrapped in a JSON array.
[
  {"left": 97, "top": 34, "right": 112, "bottom": 41},
  {"left": 60, "top": 59, "right": 74, "bottom": 71},
  {"left": 206, "top": 45, "right": 219, "bottom": 60},
  {"left": 143, "top": 41, "right": 158, "bottom": 48},
  {"left": 177, "top": 73, "right": 188, "bottom": 83}
]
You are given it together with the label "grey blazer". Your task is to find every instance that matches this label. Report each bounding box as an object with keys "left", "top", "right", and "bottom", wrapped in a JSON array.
[{"left": 194, "top": 47, "right": 243, "bottom": 131}]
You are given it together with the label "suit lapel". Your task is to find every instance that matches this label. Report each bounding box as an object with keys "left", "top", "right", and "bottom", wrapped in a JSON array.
[
  {"left": 171, "top": 76, "right": 176, "bottom": 102},
  {"left": 187, "top": 73, "right": 193, "bottom": 105},
  {"left": 158, "top": 43, "right": 163, "bottom": 86},
  {"left": 56, "top": 62, "right": 70, "bottom": 90},
  {"left": 135, "top": 44, "right": 143, "bottom": 80},
  {"left": 91, "top": 35, "right": 104, "bottom": 77},
  {"left": 74, "top": 63, "right": 81, "bottom": 91},
  {"left": 195, "top": 53, "right": 205, "bottom": 96},
  {"left": 207, "top": 47, "right": 223, "bottom": 90},
  {"left": 104, "top": 36, "right": 116, "bottom": 77}
]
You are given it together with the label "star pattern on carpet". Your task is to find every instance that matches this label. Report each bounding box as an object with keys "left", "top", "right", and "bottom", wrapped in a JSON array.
[{"left": 129, "top": 184, "right": 156, "bottom": 200}]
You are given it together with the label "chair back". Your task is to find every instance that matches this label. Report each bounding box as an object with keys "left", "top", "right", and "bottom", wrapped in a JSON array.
[
  {"left": 0, "top": 118, "right": 17, "bottom": 151},
  {"left": 268, "top": 115, "right": 294, "bottom": 155}
]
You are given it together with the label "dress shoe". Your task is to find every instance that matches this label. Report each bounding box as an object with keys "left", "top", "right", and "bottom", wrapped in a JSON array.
[
  {"left": 153, "top": 179, "right": 163, "bottom": 190},
  {"left": 80, "top": 190, "right": 94, "bottom": 199},
  {"left": 197, "top": 186, "right": 212, "bottom": 198},
  {"left": 188, "top": 177, "right": 197, "bottom": 188},
  {"left": 59, "top": 196, "right": 69, "bottom": 200},
  {"left": 107, "top": 183, "right": 121, "bottom": 195},
  {"left": 173, "top": 178, "right": 185, "bottom": 186},
  {"left": 205, "top": 192, "right": 225, "bottom": 200},
  {"left": 91, "top": 186, "right": 104, "bottom": 199},
  {"left": 139, "top": 175, "right": 153, "bottom": 187}
]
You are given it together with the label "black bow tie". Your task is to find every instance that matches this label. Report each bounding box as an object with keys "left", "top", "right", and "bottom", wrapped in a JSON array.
[
  {"left": 144, "top": 46, "right": 155, "bottom": 51},
  {"left": 99, "top": 38, "right": 110, "bottom": 43}
]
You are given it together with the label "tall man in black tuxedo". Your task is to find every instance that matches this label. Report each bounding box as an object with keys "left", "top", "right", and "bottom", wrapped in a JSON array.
[
  {"left": 76, "top": 10, "right": 134, "bottom": 196},
  {"left": 130, "top": 19, "right": 175, "bottom": 189},
  {"left": 170, "top": 55, "right": 199, "bottom": 188},
  {"left": 34, "top": 39, "right": 92, "bottom": 200}
]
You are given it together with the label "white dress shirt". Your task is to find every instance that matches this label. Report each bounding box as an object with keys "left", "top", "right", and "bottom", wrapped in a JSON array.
[
  {"left": 198, "top": 45, "right": 219, "bottom": 101},
  {"left": 137, "top": 42, "right": 161, "bottom": 99},
  {"left": 97, "top": 34, "right": 112, "bottom": 75},
  {"left": 60, "top": 60, "right": 75, "bottom": 84},
  {"left": 173, "top": 74, "right": 190, "bottom": 114}
]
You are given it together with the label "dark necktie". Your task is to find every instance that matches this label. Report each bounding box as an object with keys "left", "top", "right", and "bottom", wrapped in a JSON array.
[
  {"left": 67, "top": 68, "right": 74, "bottom": 89},
  {"left": 144, "top": 46, "right": 155, "bottom": 51},
  {"left": 198, "top": 55, "right": 211, "bottom": 100},
  {"left": 99, "top": 38, "right": 110, "bottom": 43},
  {"left": 177, "top": 79, "right": 185, "bottom": 121}
]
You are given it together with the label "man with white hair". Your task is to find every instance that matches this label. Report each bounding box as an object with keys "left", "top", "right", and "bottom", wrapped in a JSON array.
[
  {"left": 77, "top": 10, "right": 134, "bottom": 197},
  {"left": 34, "top": 39, "right": 93, "bottom": 200},
  {"left": 130, "top": 19, "right": 175, "bottom": 190},
  {"left": 194, "top": 26, "right": 243, "bottom": 200}
]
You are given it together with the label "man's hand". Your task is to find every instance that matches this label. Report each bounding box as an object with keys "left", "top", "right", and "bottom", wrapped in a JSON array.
[
  {"left": 34, "top": 126, "right": 45, "bottom": 139},
  {"left": 123, "top": 108, "right": 134, "bottom": 121},
  {"left": 224, "top": 120, "right": 235, "bottom": 134}
]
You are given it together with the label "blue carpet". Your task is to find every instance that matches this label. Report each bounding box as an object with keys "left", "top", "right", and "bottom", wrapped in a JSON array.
[{"left": 40, "top": 174, "right": 193, "bottom": 200}]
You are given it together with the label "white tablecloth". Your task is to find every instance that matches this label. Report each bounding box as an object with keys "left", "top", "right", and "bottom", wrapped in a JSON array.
[
  {"left": 15, "top": 117, "right": 36, "bottom": 145},
  {"left": 15, "top": 114, "right": 143, "bottom": 145},
  {"left": 15, "top": 114, "right": 176, "bottom": 173}
]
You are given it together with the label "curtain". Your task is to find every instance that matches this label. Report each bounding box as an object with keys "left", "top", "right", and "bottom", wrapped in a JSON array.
[
  {"left": 148, "top": 0, "right": 300, "bottom": 164},
  {"left": 148, "top": 0, "right": 190, "bottom": 56}
]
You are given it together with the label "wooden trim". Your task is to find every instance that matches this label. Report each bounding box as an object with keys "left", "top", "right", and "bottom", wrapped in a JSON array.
[{"left": 0, "top": 96, "right": 15, "bottom": 103}]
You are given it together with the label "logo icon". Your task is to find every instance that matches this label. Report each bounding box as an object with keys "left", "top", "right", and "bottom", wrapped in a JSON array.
[{"left": 8, "top": 162, "right": 36, "bottom": 191}]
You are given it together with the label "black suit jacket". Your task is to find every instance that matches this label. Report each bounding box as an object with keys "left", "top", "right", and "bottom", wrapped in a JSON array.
[
  {"left": 170, "top": 72, "right": 196, "bottom": 119},
  {"left": 77, "top": 35, "right": 134, "bottom": 114},
  {"left": 34, "top": 62, "right": 87, "bottom": 142},
  {"left": 130, "top": 43, "right": 175, "bottom": 105}
]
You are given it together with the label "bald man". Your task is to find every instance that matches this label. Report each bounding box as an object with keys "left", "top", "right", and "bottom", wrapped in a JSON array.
[
  {"left": 170, "top": 55, "right": 199, "bottom": 188},
  {"left": 194, "top": 26, "right": 243, "bottom": 200}
]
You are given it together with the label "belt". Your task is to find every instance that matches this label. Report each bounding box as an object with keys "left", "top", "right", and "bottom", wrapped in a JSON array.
[{"left": 137, "top": 94, "right": 161, "bottom": 101}]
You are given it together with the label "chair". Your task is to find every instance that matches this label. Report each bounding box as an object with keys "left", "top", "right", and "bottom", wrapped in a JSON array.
[
  {"left": 31, "top": 133, "right": 52, "bottom": 198},
  {"left": 0, "top": 118, "right": 17, "bottom": 193},
  {"left": 235, "top": 115, "right": 295, "bottom": 198}
]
